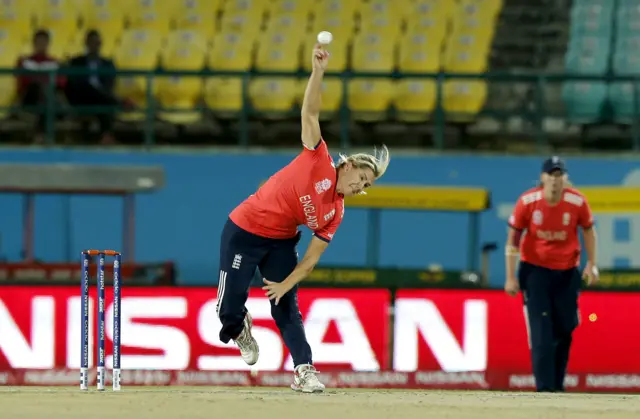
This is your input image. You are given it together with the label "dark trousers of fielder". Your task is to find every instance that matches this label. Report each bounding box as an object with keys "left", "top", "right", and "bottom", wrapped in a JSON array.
[
  {"left": 519, "top": 261, "right": 581, "bottom": 392},
  {"left": 217, "top": 218, "right": 313, "bottom": 367}
]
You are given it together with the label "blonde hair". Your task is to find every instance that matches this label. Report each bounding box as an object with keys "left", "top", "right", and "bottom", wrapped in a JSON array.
[{"left": 337, "top": 145, "right": 390, "bottom": 180}]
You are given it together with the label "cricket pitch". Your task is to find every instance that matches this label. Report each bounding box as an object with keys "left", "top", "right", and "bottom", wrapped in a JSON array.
[{"left": 1, "top": 387, "right": 638, "bottom": 419}]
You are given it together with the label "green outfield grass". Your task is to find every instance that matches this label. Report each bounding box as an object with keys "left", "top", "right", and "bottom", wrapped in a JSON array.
[{"left": 0, "top": 387, "right": 638, "bottom": 419}]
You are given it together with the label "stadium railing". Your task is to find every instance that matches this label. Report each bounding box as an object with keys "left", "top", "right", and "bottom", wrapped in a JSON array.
[{"left": 1, "top": 67, "right": 640, "bottom": 150}]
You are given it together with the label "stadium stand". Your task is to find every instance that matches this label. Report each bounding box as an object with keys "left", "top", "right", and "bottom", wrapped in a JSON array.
[{"left": 0, "top": 0, "right": 512, "bottom": 144}]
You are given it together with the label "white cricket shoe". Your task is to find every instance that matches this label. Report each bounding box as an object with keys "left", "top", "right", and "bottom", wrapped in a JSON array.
[
  {"left": 233, "top": 312, "right": 259, "bottom": 365},
  {"left": 291, "top": 364, "right": 325, "bottom": 393}
]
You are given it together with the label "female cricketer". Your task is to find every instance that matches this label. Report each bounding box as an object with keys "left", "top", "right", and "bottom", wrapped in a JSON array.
[
  {"left": 215, "top": 44, "right": 390, "bottom": 393},
  {"left": 505, "top": 156, "right": 599, "bottom": 392}
]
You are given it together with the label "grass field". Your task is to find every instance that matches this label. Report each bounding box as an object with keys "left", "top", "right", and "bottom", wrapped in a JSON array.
[{"left": 1, "top": 387, "right": 639, "bottom": 419}]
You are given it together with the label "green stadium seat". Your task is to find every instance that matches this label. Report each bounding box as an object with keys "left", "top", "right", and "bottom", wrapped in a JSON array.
[
  {"left": 561, "top": 82, "right": 607, "bottom": 123},
  {"left": 608, "top": 82, "right": 640, "bottom": 123}
]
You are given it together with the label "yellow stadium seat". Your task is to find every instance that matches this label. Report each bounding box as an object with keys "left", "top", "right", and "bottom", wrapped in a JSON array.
[
  {"left": 209, "top": 33, "right": 254, "bottom": 70},
  {"left": 114, "top": 39, "right": 160, "bottom": 121},
  {"left": 348, "top": 79, "right": 393, "bottom": 121},
  {"left": 359, "top": 0, "right": 402, "bottom": 21},
  {"left": 447, "top": 29, "right": 493, "bottom": 54},
  {"left": 35, "top": 0, "right": 80, "bottom": 45},
  {"left": 443, "top": 46, "right": 488, "bottom": 73},
  {"left": 255, "top": 33, "right": 301, "bottom": 71},
  {"left": 204, "top": 77, "right": 244, "bottom": 115},
  {"left": 398, "top": 43, "right": 440, "bottom": 73},
  {"left": 266, "top": 13, "right": 308, "bottom": 34},
  {"left": 443, "top": 80, "right": 487, "bottom": 121},
  {"left": 249, "top": 78, "right": 297, "bottom": 117},
  {"left": 457, "top": 0, "right": 502, "bottom": 20},
  {"left": 405, "top": 15, "right": 448, "bottom": 44},
  {"left": 119, "top": 29, "right": 164, "bottom": 51},
  {"left": 0, "top": 1, "right": 35, "bottom": 43},
  {"left": 311, "top": 14, "right": 355, "bottom": 42},
  {"left": 219, "top": 11, "right": 264, "bottom": 39},
  {"left": 359, "top": 16, "right": 403, "bottom": 40},
  {"left": 301, "top": 38, "right": 348, "bottom": 72},
  {"left": 394, "top": 79, "right": 437, "bottom": 122},
  {"left": 255, "top": 45, "right": 300, "bottom": 72},
  {"left": 81, "top": 5, "right": 126, "bottom": 39},
  {"left": 127, "top": 0, "right": 174, "bottom": 32},
  {"left": 163, "top": 30, "right": 208, "bottom": 62},
  {"left": 411, "top": 0, "right": 456, "bottom": 19},
  {"left": 316, "top": 0, "right": 359, "bottom": 19},
  {"left": 0, "top": 75, "right": 16, "bottom": 120},
  {"left": 224, "top": 0, "right": 270, "bottom": 15},
  {"left": 157, "top": 76, "right": 203, "bottom": 124},
  {"left": 173, "top": 0, "right": 220, "bottom": 38},
  {"left": 271, "top": 0, "right": 314, "bottom": 16},
  {"left": 0, "top": 37, "right": 22, "bottom": 68},
  {"left": 351, "top": 33, "right": 396, "bottom": 72},
  {"left": 296, "top": 78, "right": 343, "bottom": 118},
  {"left": 403, "top": 31, "right": 446, "bottom": 54}
]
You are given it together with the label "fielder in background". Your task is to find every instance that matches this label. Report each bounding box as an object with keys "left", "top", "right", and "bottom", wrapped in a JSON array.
[
  {"left": 505, "top": 157, "right": 599, "bottom": 392},
  {"left": 215, "top": 42, "right": 390, "bottom": 393}
]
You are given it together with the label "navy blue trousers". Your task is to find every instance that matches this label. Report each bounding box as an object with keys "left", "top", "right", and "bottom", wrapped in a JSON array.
[
  {"left": 518, "top": 261, "right": 581, "bottom": 392},
  {"left": 217, "top": 218, "right": 312, "bottom": 367}
]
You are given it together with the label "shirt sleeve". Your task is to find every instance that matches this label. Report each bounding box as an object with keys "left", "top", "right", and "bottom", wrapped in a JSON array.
[
  {"left": 301, "top": 138, "right": 331, "bottom": 164},
  {"left": 578, "top": 197, "right": 595, "bottom": 229},
  {"left": 508, "top": 195, "right": 529, "bottom": 231},
  {"left": 314, "top": 202, "right": 344, "bottom": 243}
]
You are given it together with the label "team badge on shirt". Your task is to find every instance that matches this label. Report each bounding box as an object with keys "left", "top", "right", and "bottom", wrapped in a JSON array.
[
  {"left": 532, "top": 210, "right": 543, "bottom": 225},
  {"left": 315, "top": 178, "right": 332, "bottom": 194}
]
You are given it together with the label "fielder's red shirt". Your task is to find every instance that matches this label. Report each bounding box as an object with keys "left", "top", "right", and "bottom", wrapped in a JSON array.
[
  {"left": 509, "top": 186, "right": 594, "bottom": 270},
  {"left": 230, "top": 139, "right": 345, "bottom": 242}
]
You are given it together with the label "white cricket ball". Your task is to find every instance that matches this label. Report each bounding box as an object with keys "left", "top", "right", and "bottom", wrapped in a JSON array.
[{"left": 317, "top": 31, "right": 333, "bottom": 45}]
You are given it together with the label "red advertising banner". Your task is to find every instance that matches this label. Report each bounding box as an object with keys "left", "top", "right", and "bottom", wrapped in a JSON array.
[
  {"left": 1, "top": 286, "right": 639, "bottom": 392},
  {"left": 0, "top": 286, "right": 390, "bottom": 372}
]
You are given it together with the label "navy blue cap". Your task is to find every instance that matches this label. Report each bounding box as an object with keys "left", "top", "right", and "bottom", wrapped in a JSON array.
[{"left": 542, "top": 156, "right": 566, "bottom": 174}]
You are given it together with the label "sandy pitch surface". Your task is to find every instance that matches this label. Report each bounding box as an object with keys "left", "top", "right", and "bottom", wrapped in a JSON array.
[{"left": 1, "top": 387, "right": 639, "bottom": 419}]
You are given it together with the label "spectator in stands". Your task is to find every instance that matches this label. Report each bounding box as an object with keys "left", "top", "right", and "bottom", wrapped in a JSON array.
[
  {"left": 65, "top": 30, "right": 120, "bottom": 145},
  {"left": 16, "top": 30, "right": 66, "bottom": 144}
]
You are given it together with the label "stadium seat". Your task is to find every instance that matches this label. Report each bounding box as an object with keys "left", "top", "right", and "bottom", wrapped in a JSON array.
[
  {"left": 398, "top": 42, "right": 440, "bottom": 73},
  {"left": 561, "top": 81, "right": 607, "bottom": 123},
  {"left": 157, "top": 30, "right": 207, "bottom": 124},
  {"left": 359, "top": 15, "right": 403, "bottom": 41},
  {"left": 316, "top": 0, "right": 359, "bottom": 19},
  {"left": 80, "top": 2, "right": 125, "bottom": 38},
  {"left": 249, "top": 78, "right": 297, "bottom": 117},
  {"left": 310, "top": 14, "right": 355, "bottom": 43},
  {"left": 0, "top": 1, "right": 35, "bottom": 43},
  {"left": 608, "top": 82, "right": 640, "bottom": 123},
  {"left": 204, "top": 77, "right": 244, "bottom": 116},
  {"left": 224, "top": 0, "right": 270, "bottom": 15},
  {"left": 405, "top": 16, "right": 448, "bottom": 48},
  {"left": 269, "top": 0, "right": 314, "bottom": 19},
  {"left": 0, "top": 38, "right": 20, "bottom": 119},
  {"left": 564, "top": 49, "right": 608, "bottom": 75},
  {"left": 119, "top": 29, "right": 164, "bottom": 52},
  {"left": 443, "top": 80, "right": 487, "bottom": 122},
  {"left": 457, "top": 0, "right": 503, "bottom": 21},
  {"left": 348, "top": 79, "right": 394, "bottom": 121},
  {"left": 394, "top": 79, "right": 437, "bottom": 122},
  {"left": 302, "top": 37, "right": 348, "bottom": 72},
  {"left": 171, "top": 0, "right": 221, "bottom": 39},
  {"left": 410, "top": 0, "right": 456, "bottom": 20},
  {"left": 219, "top": 11, "right": 265, "bottom": 39},
  {"left": 351, "top": 32, "right": 396, "bottom": 72},
  {"left": 612, "top": 51, "right": 640, "bottom": 75},
  {"left": 296, "top": 78, "right": 343, "bottom": 118},
  {"left": 209, "top": 33, "right": 254, "bottom": 71},
  {"left": 265, "top": 13, "right": 309, "bottom": 36},
  {"left": 127, "top": 0, "right": 174, "bottom": 32},
  {"left": 570, "top": 3, "right": 614, "bottom": 36},
  {"left": 0, "top": 75, "right": 16, "bottom": 120},
  {"left": 113, "top": 34, "right": 161, "bottom": 121},
  {"left": 34, "top": 0, "right": 80, "bottom": 45},
  {"left": 255, "top": 34, "right": 301, "bottom": 71}
]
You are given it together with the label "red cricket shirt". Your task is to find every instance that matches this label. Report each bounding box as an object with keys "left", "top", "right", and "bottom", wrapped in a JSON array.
[
  {"left": 230, "top": 139, "right": 345, "bottom": 242},
  {"left": 509, "top": 186, "right": 594, "bottom": 270}
]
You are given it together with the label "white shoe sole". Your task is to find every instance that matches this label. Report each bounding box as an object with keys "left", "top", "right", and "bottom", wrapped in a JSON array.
[{"left": 291, "top": 384, "right": 325, "bottom": 393}]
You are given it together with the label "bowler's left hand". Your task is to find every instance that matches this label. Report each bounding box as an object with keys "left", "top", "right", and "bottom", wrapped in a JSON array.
[{"left": 262, "top": 279, "right": 292, "bottom": 305}]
